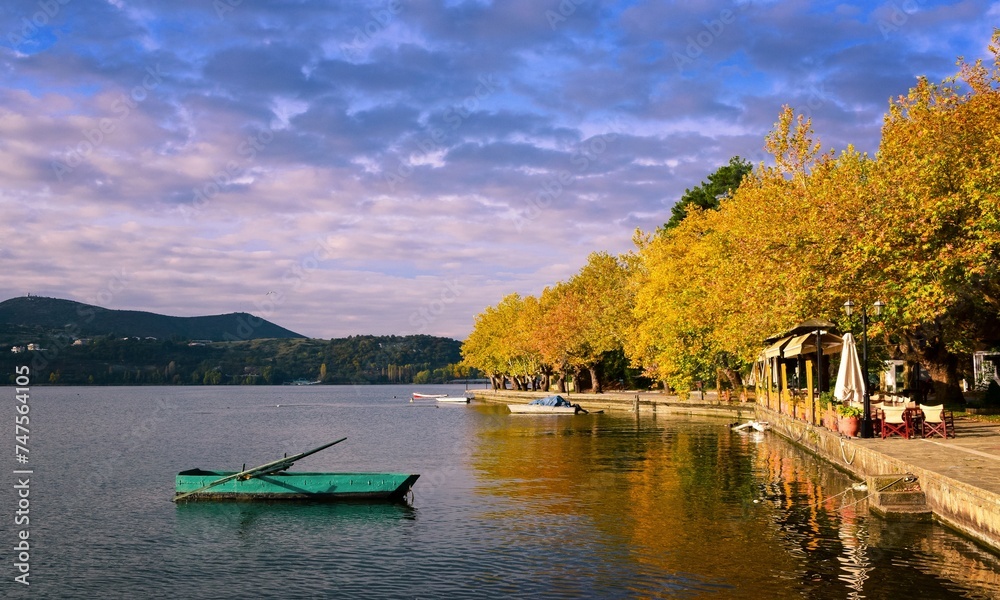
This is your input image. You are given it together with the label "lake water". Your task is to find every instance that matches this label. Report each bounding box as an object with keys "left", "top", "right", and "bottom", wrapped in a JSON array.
[{"left": 5, "top": 384, "right": 1000, "bottom": 599}]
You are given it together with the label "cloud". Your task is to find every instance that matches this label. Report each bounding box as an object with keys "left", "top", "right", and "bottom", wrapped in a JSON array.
[{"left": 0, "top": 0, "right": 993, "bottom": 339}]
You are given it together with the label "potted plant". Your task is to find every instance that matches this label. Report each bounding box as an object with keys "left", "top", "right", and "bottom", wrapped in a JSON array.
[{"left": 837, "top": 404, "right": 864, "bottom": 437}]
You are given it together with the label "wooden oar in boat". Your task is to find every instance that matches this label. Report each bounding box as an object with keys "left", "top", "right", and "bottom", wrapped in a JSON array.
[{"left": 172, "top": 437, "right": 347, "bottom": 502}]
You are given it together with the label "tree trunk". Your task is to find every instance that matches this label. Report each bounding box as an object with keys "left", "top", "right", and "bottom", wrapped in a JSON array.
[
  {"left": 588, "top": 365, "right": 602, "bottom": 393},
  {"left": 555, "top": 373, "right": 566, "bottom": 393},
  {"left": 723, "top": 368, "right": 744, "bottom": 392},
  {"left": 901, "top": 331, "right": 965, "bottom": 404}
]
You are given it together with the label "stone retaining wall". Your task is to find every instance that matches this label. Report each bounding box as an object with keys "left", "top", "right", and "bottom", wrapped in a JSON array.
[
  {"left": 472, "top": 392, "right": 1000, "bottom": 551},
  {"left": 470, "top": 389, "right": 747, "bottom": 419},
  {"left": 757, "top": 405, "right": 1000, "bottom": 553}
]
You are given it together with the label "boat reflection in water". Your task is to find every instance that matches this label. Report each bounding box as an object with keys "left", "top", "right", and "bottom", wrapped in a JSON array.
[
  {"left": 171, "top": 500, "right": 418, "bottom": 578},
  {"left": 470, "top": 409, "right": 1000, "bottom": 599},
  {"left": 174, "top": 499, "right": 416, "bottom": 526}
]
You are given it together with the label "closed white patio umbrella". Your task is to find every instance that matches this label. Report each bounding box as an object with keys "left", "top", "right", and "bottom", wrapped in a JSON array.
[{"left": 834, "top": 332, "right": 865, "bottom": 404}]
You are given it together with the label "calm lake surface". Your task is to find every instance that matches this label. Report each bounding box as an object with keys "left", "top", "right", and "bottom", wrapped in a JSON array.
[{"left": 5, "top": 384, "right": 1000, "bottom": 599}]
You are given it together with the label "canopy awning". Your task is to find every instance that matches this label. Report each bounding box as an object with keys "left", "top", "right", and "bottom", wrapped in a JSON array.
[
  {"left": 783, "top": 331, "right": 844, "bottom": 358},
  {"left": 763, "top": 336, "right": 794, "bottom": 359},
  {"left": 763, "top": 317, "right": 839, "bottom": 343}
]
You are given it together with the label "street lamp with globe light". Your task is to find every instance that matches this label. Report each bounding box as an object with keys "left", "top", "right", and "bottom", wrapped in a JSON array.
[{"left": 843, "top": 299, "right": 885, "bottom": 438}]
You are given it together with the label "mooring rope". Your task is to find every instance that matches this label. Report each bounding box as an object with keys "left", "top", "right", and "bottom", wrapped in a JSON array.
[
  {"left": 802, "top": 474, "right": 912, "bottom": 511},
  {"left": 839, "top": 437, "right": 857, "bottom": 465},
  {"left": 813, "top": 485, "right": 858, "bottom": 507},
  {"left": 836, "top": 474, "right": 913, "bottom": 511}
]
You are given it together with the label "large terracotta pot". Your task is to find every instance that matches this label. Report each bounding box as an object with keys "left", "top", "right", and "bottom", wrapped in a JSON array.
[{"left": 838, "top": 416, "right": 860, "bottom": 437}]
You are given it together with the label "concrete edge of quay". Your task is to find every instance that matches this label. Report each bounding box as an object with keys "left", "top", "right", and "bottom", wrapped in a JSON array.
[
  {"left": 756, "top": 405, "right": 1000, "bottom": 554},
  {"left": 469, "top": 388, "right": 749, "bottom": 419}
]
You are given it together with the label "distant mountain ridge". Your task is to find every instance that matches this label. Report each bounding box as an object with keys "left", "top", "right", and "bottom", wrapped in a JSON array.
[{"left": 0, "top": 296, "right": 305, "bottom": 341}]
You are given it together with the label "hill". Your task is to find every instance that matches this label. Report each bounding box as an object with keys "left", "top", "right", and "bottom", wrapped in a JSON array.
[
  {"left": 0, "top": 334, "right": 465, "bottom": 386},
  {"left": 0, "top": 295, "right": 305, "bottom": 343},
  {"left": 0, "top": 296, "right": 470, "bottom": 386}
]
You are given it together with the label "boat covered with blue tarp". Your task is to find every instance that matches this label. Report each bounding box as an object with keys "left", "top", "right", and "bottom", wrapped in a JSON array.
[
  {"left": 509, "top": 395, "right": 587, "bottom": 414},
  {"left": 529, "top": 395, "right": 573, "bottom": 406}
]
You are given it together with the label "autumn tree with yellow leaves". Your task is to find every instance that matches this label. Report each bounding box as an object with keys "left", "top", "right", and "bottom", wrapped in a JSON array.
[
  {"left": 463, "top": 252, "right": 635, "bottom": 393},
  {"left": 855, "top": 34, "right": 1000, "bottom": 401},
  {"left": 629, "top": 31, "right": 1000, "bottom": 400},
  {"left": 466, "top": 32, "right": 1000, "bottom": 400}
]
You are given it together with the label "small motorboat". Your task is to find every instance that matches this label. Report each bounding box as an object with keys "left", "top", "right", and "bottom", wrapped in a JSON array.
[
  {"left": 730, "top": 420, "right": 770, "bottom": 432},
  {"left": 411, "top": 393, "right": 448, "bottom": 402},
  {"left": 508, "top": 395, "right": 587, "bottom": 414},
  {"left": 436, "top": 396, "right": 471, "bottom": 403}
]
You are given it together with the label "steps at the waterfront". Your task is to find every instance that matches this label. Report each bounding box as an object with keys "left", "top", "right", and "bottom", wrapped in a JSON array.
[{"left": 868, "top": 474, "right": 934, "bottom": 521}]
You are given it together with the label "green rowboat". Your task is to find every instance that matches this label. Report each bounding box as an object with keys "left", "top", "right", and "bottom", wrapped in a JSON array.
[
  {"left": 174, "top": 470, "right": 419, "bottom": 501},
  {"left": 172, "top": 437, "right": 419, "bottom": 502}
]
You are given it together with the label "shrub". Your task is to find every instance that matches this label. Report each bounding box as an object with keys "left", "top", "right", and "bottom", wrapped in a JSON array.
[{"left": 836, "top": 404, "right": 864, "bottom": 418}]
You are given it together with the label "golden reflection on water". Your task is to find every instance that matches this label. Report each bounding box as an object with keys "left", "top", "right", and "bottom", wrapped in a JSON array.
[{"left": 470, "top": 410, "right": 1000, "bottom": 598}]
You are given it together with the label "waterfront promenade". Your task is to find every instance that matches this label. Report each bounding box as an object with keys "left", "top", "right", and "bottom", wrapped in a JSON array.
[
  {"left": 474, "top": 389, "right": 1000, "bottom": 495},
  {"left": 853, "top": 418, "right": 1000, "bottom": 496},
  {"left": 469, "top": 387, "right": 744, "bottom": 416}
]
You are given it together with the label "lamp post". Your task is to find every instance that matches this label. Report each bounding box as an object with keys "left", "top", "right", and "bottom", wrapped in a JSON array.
[{"left": 843, "top": 299, "right": 885, "bottom": 438}]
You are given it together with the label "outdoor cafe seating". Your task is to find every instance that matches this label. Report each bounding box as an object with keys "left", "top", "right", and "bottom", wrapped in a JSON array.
[
  {"left": 921, "top": 404, "right": 956, "bottom": 438},
  {"left": 875, "top": 403, "right": 956, "bottom": 439},
  {"left": 872, "top": 393, "right": 910, "bottom": 406},
  {"left": 880, "top": 405, "right": 911, "bottom": 439},
  {"left": 869, "top": 402, "right": 884, "bottom": 436}
]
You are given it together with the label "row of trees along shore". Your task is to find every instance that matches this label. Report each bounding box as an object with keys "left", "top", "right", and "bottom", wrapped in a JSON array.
[{"left": 461, "top": 34, "right": 1000, "bottom": 404}]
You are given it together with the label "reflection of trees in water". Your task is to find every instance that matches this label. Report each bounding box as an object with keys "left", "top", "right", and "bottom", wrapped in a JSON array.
[
  {"left": 473, "top": 416, "right": 800, "bottom": 593},
  {"left": 470, "top": 414, "right": 1000, "bottom": 598},
  {"left": 753, "top": 434, "right": 1000, "bottom": 599},
  {"left": 751, "top": 433, "right": 862, "bottom": 596}
]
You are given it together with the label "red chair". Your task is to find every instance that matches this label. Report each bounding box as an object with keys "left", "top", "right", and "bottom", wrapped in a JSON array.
[
  {"left": 921, "top": 404, "right": 955, "bottom": 438},
  {"left": 869, "top": 403, "right": 884, "bottom": 436},
  {"left": 881, "top": 406, "right": 910, "bottom": 439}
]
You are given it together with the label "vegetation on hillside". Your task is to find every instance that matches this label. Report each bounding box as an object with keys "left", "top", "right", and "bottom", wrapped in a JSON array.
[{"left": 1, "top": 334, "right": 469, "bottom": 386}]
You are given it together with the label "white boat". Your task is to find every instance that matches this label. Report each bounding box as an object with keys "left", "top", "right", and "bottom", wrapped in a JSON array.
[
  {"left": 411, "top": 393, "right": 448, "bottom": 402},
  {"left": 730, "top": 420, "right": 770, "bottom": 432},
  {"left": 436, "top": 396, "right": 470, "bottom": 403}
]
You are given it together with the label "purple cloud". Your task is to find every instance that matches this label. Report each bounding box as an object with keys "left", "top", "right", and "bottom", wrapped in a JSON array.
[{"left": 0, "top": 0, "right": 992, "bottom": 339}]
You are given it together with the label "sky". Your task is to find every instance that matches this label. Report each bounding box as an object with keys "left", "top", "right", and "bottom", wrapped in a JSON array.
[{"left": 0, "top": 1, "right": 996, "bottom": 340}]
